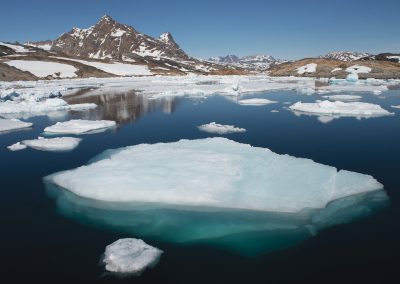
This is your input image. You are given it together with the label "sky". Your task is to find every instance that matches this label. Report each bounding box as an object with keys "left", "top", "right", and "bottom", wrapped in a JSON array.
[{"left": 0, "top": 0, "right": 399, "bottom": 60}]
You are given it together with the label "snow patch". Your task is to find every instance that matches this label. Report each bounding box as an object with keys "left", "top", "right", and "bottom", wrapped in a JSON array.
[
  {"left": 5, "top": 60, "right": 77, "bottom": 78},
  {"left": 346, "top": 65, "right": 371, "bottom": 74},
  {"left": 296, "top": 63, "right": 317, "bottom": 74}
]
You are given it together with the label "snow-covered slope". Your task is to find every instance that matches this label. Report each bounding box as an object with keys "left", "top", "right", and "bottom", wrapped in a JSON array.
[
  {"left": 320, "top": 51, "right": 371, "bottom": 61},
  {"left": 208, "top": 54, "right": 280, "bottom": 70}
]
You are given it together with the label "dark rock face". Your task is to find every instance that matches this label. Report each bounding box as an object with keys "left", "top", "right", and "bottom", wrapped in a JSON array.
[
  {"left": 0, "top": 45, "right": 15, "bottom": 57},
  {"left": 51, "top": 15, "right": 189, "bottom": 61}
]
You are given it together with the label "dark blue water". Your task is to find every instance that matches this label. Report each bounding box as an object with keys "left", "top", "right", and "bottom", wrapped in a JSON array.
[{"left": 1, "top": 89, "right": 400, "bottom": 283}]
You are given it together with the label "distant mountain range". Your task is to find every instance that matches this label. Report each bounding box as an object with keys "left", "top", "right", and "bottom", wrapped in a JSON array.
[
  {"left": 208, "top": 54, "right": 285, "bottom": 70},
  {"left": 319, "top": 51, "right": 371, "bottom": 61}
]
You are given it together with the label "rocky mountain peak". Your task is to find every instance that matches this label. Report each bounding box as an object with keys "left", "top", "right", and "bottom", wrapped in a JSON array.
[{"left": 51, "top": 15, "right": 188, "bottom": 61}]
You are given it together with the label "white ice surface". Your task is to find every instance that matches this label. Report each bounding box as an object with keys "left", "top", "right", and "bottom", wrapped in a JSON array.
[
  {"left": 322, "top": 95, "right": 362, "bottom": 101},
  {"left": 346, "top": 65, "right": 371, "bottom": 74},
  {"left": 237, "top": 98, "right": 277, "bottom": 106},
  {"left": 290, "top": 100, "right": 393, "bottom": 117},
  {"left": 7, "top": 142, "right": 27, "bottom": 151},
  {"left": 19, "top": 137, "right": 81, "bottom": 152},
  {"left": 51, "top": 57, "right": 152, "bottom": 76},
  {"left": 391, "top": 105, "right": 400, "bottom": 109},
  {"left": 44, "top": 119, "right": 116, "bottom": 134},
  {"left": 296, "top": 63, "right": 317, "bottom": 74},
  {"left": 5, "top": 60, "right": 77, "bottom": 78},
  {"left": 47, "top": 138, "right": 384, "bottom": 213},
  {"left": 103, "top": 238, "right": 162, "bottom": 275},
  {"left": 198, "top": 122, "right": 246, "bottom": 134},
  {"left": 0, "top": 118, "right": 32, "bottom": 133}
]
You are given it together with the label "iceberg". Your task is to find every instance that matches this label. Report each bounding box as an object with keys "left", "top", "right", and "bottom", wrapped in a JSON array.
[
  {"left": 0, "top": 118, "right": 32, "bottom": 133},
  {"left": 103, "top": 238, "right": 162, "bottom": 275},
  {"left": 198, "top": 122, "right": 246, "bottom": 134},
  {"left": 289, "top": 100, "right": 393, "bottom": 117},
  {"left": 346, "top": 73, "right": 359, "bottom": 83},
  {"left": 44, "top": 119, "right": 116, "bottom": 135},
  {"left": 44, "top": 138, "right": 388, "bottom": 255},
  {"left": 14, "top": 137, "right": 81, "bottom": 152}
]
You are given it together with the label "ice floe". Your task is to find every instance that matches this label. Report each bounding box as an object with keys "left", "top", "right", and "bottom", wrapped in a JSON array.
[
  {"left": 46, "top": 138, "right": 383, "bottom": 213},
  {"left": 7, "top": 142, "right": 27, "bottom": 151},
  {"left": 322, "top": 95, "right": 362, "bottom": 101},
  {"left": 290, "top": 100, "right": 393, "bottom": 117},
  {"left": 237, "top": 98, "right": 277, "bottom": 106},
  {"left": 5, "top": 60, "right": 78, "bottom": 78},
  {"left": 0, "top": 118, "right": 32, "bottom": 133},
  {"left": 44, "top": 119, "right": 116, "bottom": 135},
  {"left": 103, "top": 238, "right": 162, "bottom": 275},
  {"left": 11, "top": 137, "right": 82, "bottom": 152},
  {"left": 198, "top": 122, "right": 246, "bottom": 134},
  {"left": 391, "top": 105, "right": 400, "bottom": 109},
  {"left": 45, "top": 138, "right": 388, "bottom": 255}
]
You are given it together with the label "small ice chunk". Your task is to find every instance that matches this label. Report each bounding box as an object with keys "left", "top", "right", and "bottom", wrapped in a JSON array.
[
  {"left": 297, "top": 87, "right": 315, "bottom": 95},
  {"left": 7, "top": 142, "right": 27, "bottom": 151},
  {"left": 296, "top": 63, "right": 317, "bottom": 74},
  {"left": 238, "top": 98, "right": 277, "bottom": 106},
  {"left": 21, "top": 137, "right": 81, "bottom": 152},
  {"left": 103, "top": 238, "right": 162, "bottom": 275},
  {"left": 198, "top": 122, "right": 246, "bottom": 134},
  {"left": 391, "top": 105, "right": 400, "bottom": 109},
  {"left": 289, "top": 100, "right": 393, "bottom": 117},
  {"left": 0, "top": 118, "right": 32, "bottom": 133},
  {"left": 44, "top": 119, "right": 116, "bottom": 135},
  {"left": 322, "top": 95, "right": 362, "bottom": 101},
  {"left": 271, "top": 110, "right": 279, "bottom": 113}
]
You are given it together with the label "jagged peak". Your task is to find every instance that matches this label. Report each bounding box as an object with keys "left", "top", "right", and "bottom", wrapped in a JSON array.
[
  {"left": 98, "top": 15, "right": 115, "bottom": 24},
  {"left": 159, "top": 32, "right": 174, "bottom": 43}
]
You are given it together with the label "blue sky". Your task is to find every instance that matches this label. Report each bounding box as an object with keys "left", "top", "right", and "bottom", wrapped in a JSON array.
[{"left": 0, "top": 0, "right": 399, "bottom": 59}]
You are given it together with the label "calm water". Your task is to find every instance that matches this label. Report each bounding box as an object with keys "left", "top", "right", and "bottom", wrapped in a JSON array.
[{"left": 1, "top": 88, "right": 400, "bottom": 283}]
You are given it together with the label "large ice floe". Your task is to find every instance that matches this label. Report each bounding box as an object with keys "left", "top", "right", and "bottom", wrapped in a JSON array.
[
  {"left": 45, "top": 138, "right": 388, "bottom": 255},
  {"left": 198, "top": 122, "right": 246, "bottom": 134},
  {"left": 0, "top": 118, "right": 32, "bottom": 133},
  {"left": 289, "top": 100, "right": 393, "bottom": 118},
  {"left": 103, "top": 238, "right": 162, "bottom": 275},
  {"left": 9, "top": 137, "right": 81, "bottom": 152},
  {"left": 44, "top": 119, "right": 116, "bottom": 134}
]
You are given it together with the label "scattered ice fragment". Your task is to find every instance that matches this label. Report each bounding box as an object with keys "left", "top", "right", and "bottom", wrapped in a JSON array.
[
  {"left": 346, "top": 65, "right": 371, "bottom": 74},
  {"left": 271, "top": 110, "right": 279, "bottom": 113},
  {"left": 391, "top": 105, "right": 400, "bottom": 109},
  {"left": 103, "top": 238, "right": 162, "bottom": 275},
  {"left": 46, "top": 138, "right": 384, "bottom": 213},
  {"left": 322, "top": 95, "right": 362, "bottom": 101},
  {"left": 198, "top": 122, "right": 246, "bottom": 134},
  {"left": 0, "top": 118, "right": 32, "bottom": 133},
  {"left": 296, "top": 87, "right": 315, "bottom": 95},
  {"left": 290, "top": 100, "right": 393, "bottom": 117},
  {"left": 238, "top": 98, "right": 277, "bottom": 106},
  {"left": 296, "top": 63, "right": 317, "bottom": 74},
  {"left": 7, "top": 142, "right": 27, "bottom": 151},
  {"left": 21, "top": 137, "right": 81, "bottom": 152},
  {"left": 44, "top": 119, "right": 116, "bottom": 135}
]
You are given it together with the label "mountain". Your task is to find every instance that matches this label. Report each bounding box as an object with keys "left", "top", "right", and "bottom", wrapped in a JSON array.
[
  {"left": 208, "top": 54, "right": 279, "bottom": 70},
  {"left": 320, "top": 51, "right": 371, "bottom": 61},
  {"left": 51, "top": 15, "right": 189, "bottom": 61}
]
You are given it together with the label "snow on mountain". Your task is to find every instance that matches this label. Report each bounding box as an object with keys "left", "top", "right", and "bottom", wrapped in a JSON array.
[
  {"left": 51, "top": 15, "right": 189, "bottom": 61},
  {"left": 25, "top": 40, "right": 53, "bottom": 51},
  {"left": 208, "top": 54, "right": 279, "bottom": 70},
  {"left": 320, "top": 51, "right": 371, "bottom": 61}
]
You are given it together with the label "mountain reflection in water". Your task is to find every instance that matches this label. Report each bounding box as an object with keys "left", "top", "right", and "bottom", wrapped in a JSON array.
[{"left": 64, "top": 88, "right": 179, "bottom": 124}]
